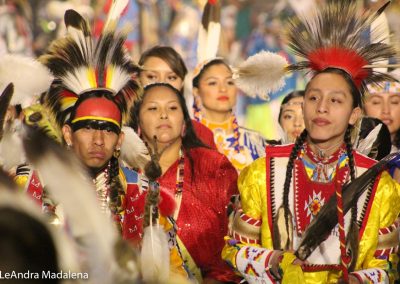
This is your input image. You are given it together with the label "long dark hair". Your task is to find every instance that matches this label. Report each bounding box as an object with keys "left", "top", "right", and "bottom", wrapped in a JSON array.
[
  {"left": 279, "top": 68, "right": 360, "bottom": 266},
  {"left": 139, "top": 46, "right": 188, "bottom": 83}
]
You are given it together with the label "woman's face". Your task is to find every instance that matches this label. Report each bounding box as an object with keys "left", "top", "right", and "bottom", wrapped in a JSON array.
[
  {"left": 364, "top": 92, "right": 400, "bottom": 138},
  {"left": 139, "top": 56, "right": 184, "bottom": 90},
  {"left": 303, "top": 72, "right": 360, "bottom": 146},
  {"left": 279, "top": 96, "right": 305, "bottom": 142},
  {"left": 193, "top": 63, "right": 237, "bottom": 115},
  {"left": 139, "top": 86, "right": 184, "bottom": 147}
]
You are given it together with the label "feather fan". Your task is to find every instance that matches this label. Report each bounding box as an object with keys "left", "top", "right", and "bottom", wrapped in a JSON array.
[
  {"left": 232, "top": 51, "right": 287, "bottom": 100},
  {"left": 296, "top": 152, "right": 399, "bottom": 261}
]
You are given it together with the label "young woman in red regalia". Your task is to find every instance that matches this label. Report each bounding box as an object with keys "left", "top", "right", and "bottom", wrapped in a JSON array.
[
  {"left": 132, "top": 82, "right": 239, "bottom": 283},
  {"left": 222, "top": 1, "right": 400, "bottom": 283}
]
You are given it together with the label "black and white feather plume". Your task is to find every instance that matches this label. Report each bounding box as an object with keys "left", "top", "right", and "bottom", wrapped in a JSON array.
[
  {"left": 286, "top": 0, "right": 397, "bottom": 91},
  {"left": 197, "top": 0, "right": 221, "bottom": 64}
]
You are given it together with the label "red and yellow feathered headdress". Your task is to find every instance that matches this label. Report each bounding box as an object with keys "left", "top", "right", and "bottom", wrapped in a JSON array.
[{"left": 40, "top": 3, "right": 141, "bottom": 128}]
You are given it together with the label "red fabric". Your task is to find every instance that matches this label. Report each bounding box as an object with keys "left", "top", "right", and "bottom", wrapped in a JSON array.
[
  {"left": 308, "top": 47, "right": 369, "bottom": 87},
  {"left": 158, "top": 147, "right": 239, "bottom": 282},
  {"left": 192, "top": 119, "right": 217, "bottom": 150}
]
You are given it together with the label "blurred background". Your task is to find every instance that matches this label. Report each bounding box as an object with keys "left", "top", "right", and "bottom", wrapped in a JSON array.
[{"left": 2, "top": 0, "right": 400, "bottom": 139}]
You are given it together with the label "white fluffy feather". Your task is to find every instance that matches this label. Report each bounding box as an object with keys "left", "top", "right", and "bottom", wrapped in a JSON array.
[
  {"left": 0, "top": 55, "right": 53, "bottom": 107},
  {"left": 0, "top": 121, "right": 25, "bottom": 171},
  {"left": 140, "top": 224, "right": 170, "bottom": 283},
  {"left": 232, "top": 51, "right": 287, "bottom": 100},
  {"left": 355, "top": 124, "right": 382, "bottom": 156},
  {"left": 120, "top": 126, "right": 150, "bottom": 171}
]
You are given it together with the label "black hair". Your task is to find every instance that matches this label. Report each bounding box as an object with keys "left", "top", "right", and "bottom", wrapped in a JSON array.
[
  {"left": 0, "top": 208, "right": 59, "bottom": 283},
  {"left": 394, "top": 130, "right": 400, "bottom": 149},
  {"left": 192, "top": 58, "right": 230, "bottom": 88},
  {"left": 139, "top": 46, "right": 188, "bottom": 82},
  {"left": 131, "top": 83, "right": 207, "bottom": 176},
  {"left": 278, "top": 90, "right": 305, "bottom": 123}
]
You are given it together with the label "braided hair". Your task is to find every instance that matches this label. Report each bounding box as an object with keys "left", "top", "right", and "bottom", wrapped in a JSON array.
[
  {"left": 108, "top": 155, "right": 125, "bottom": 233},
  {"left": 274, "top": 129, "right": 308, "bottom": 249}
]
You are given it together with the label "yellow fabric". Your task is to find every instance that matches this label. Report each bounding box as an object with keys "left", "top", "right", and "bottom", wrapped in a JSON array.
[
  {"left": 222, "top": 157, "right": 400, "bottom": 283},
  {"left": 280, "top": 252, "right": 305, "bottom": 284}
]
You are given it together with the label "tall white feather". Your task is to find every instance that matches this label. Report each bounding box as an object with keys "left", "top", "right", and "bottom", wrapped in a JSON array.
[
  {"left": 0, "top": 55, "right": 53, "bottom": 107},
  {"left": 197, "top": 21, "right": 221, "bottom": 64},
  {"left": 120, "top": 126, "right": 150, "bottom": 171},
  {"left": 355, "top": 124, "right": 382, "bottom": 156},
  {"left": 104, "top": 0, "right": 129, "bottom": 31},
  {"left": 140, "top": 210, "right": 170, "bottom": 283},
  {"left": 23, "top": 132, "right": 120, "bottom": 284},
  {"left": 232, "top": 51, "right": 288, "bottom": 100}
]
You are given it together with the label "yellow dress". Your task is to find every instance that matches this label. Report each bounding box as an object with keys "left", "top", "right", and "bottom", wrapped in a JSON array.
[{"left": 222, "top": 144, "right": 400, "bottom": 283}]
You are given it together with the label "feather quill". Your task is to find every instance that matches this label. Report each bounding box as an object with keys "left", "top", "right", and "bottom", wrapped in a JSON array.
[
  {"left": 0, "top": 55, "right": 53, "bottom": 107},
  {"left": 22, "top": 128, "right": 124, "bottom": 284},
  {"left": 232, "top": 51, "right": 287, "bottom": 100},
  {"left": 120, "top": 126, "right": 150, "bottom": 171},
  {"left": 296, "top": 152, "right": 399, "bottom": 260}
]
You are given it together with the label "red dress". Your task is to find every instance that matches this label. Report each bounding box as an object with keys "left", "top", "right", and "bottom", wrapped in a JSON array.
[
  {"left": 158, "top": 147, "right": 239, "bottom": 282},
  {"left": 192, "top": 119, "right": 217, "bottom": 150}
]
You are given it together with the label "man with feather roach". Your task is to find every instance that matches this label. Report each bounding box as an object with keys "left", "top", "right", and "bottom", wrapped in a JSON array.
[
  {"left": 14, "top": 4, "right": 192, "bottom": 282},
  {"left": 222, "top": 1, "right": 400, "bottom": 283}
]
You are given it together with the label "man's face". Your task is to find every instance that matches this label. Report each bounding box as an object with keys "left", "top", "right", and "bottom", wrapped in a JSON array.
[{"left": 62, "top": 124, "right": 124, "bottom": 171}]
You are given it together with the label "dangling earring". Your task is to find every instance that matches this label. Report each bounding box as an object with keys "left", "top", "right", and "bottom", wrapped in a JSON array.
[
  {"left": 181, "top": 124, "right": 186, "bottom": 137},
  {"left": 114, "top": 148, "right": 121, "bottom": 159},
  {"left": 66, "top": 143, "right": 72, "bottom": 149}
]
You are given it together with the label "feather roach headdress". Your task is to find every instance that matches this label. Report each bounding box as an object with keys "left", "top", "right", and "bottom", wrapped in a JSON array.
[
  {"left": 286, "top": 0, "right": 397, "bottom": 93},
  {"left": 40, "top": 6, "right": 141, "bottom": 129}
]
